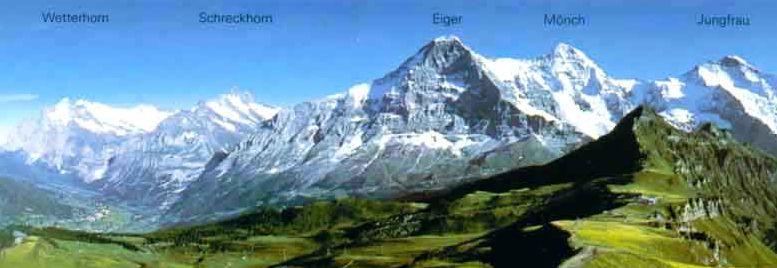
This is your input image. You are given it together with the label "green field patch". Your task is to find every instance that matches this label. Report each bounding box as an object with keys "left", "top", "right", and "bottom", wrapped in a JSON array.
[
  {"left": 608, "top": 170, "right": 693, "bottom": 203},
  {"left": 0, "top": 236, "right": 154, "bottom": 268},
  {"left": 331, "top": 233, "right": 483, "bottom": 267},
  {"left": 553, "top": 220, "right": 713, "bottom": 267}
]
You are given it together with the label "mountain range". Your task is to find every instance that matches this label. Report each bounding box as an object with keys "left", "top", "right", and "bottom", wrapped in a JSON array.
[
  {"left": 2, "top": 36, "right": 776, "bottom": 229},
  {"left": 4, "top": 106, "right": 776, "bottom": 267}
]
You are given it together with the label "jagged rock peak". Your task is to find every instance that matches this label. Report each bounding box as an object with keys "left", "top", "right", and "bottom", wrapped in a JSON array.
[
  {"left": 193, "top": 89, "right": 279, "bottom": 121},
  {"left": 718, "top": 55, "right": 749, "bottom": 67},
  {"left": 196, "top": 89, "right": 254, "bottom": 108},
  {"left": 370, "top": 36, "right": 484, "bottom": 99},
  {"left": 683, "top": 54, "right": 764, "bottom": 87},
  {"left": 412, "top": 35, "right": 477, "bottom": 71},
  {"left": 547, "top": 42, "right": 600, "bottom": 70},
  {"left": 553, "top": 42, "right": 581, "bottom": 55},
  {"left": 689, "top": 55, "right": 756, "bottom": 73},
  {"left": 432, "top": 35, "right": 462, "bottom": 43}
]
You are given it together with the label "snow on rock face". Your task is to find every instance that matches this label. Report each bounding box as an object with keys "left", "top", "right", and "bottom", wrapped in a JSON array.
[
  {"left": 693, "top": 57, "right": 777, "bottom": 132},
  {"left": 486, "top": 57, "right": 534, "bottom": 82},
  {"left": 4, "top": 91, "right": 279, "bottom": 211},
  {"left": 41, "top": 98, "right": 171, "bottom": 136},
  {"left": 548, "top": 43, "right": 604, "bottom": 85},
  {"left": 166, "top": 37, "right": 610, "bottom": 222},
  {"left": 202, "top": 90, "right": 279, "bottom": 128},
  {"left": 482, "top": 42, "right": 633, "bottom": 138},
  {"left": 346, "top": 83, "right": 370, "bottom": 108},
  {"left": 631, "top": 55, "right": 777, "bottom": 155},
  {"left": 94, "top": 91, "right": 279, "bottom": 210},
  {"left": 4, "top": 99, "right": 172, "bottom": 182}
]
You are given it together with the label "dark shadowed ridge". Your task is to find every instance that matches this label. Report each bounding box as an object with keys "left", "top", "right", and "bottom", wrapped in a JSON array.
[{"left": 404, "top": 106, "right": 647, "bottom": 204}]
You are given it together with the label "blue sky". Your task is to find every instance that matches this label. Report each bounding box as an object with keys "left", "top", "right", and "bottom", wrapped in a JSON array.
[{"left": 1, "top": 0, "right": 776, "bottom": 139}]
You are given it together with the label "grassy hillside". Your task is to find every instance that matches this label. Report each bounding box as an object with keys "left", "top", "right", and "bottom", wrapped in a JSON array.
[
  {"left": 407, "top": 107, "right": 777, "bottom": 267},
  {"left": 0, "top": 178, "right": 74, "bottom": 224},
  {"left": 2, "top": 106, "right": 777, "bottom": 267}
]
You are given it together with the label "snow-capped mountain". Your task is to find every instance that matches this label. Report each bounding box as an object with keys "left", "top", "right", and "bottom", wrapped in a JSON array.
[
  {"left": 166, "top": 37, "right": 641, "bottom": 222},
  {"left": 94, "top": 91, "right": 279, "bottom": 211},
  {"left": 2, "top": 91, "right": 279, "bottom": 214},
  {"left": 483, "top": 42, "right": 637, "bottom": 138},
  {"left": 631, "top": 56, "right": 777, "bottom": 155},
  {"left": 3, "top": 99, "right": 172, "bottom": 182}
]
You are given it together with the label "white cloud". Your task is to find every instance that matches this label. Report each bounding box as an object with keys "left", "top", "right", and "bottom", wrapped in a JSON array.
[{"left": 0, "top": 93, "right": 38, "bottom": 103}]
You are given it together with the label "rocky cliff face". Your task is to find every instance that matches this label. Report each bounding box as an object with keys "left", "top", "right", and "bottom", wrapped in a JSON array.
[{"left": 94, "top": 92, "right": 279, "bottom": 211}]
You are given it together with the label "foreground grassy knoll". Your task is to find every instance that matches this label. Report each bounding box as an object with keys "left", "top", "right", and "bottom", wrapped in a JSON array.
[{"left": 2, "top": 106, "right": 777, "bottom": 267}]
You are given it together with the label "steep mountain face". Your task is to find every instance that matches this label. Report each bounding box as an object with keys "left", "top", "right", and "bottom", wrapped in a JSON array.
[
  {"left": 484, "top": 43, "right": 637, "bottom": 138},
  {"left": 92, "top": 92, "right": 279, "bottom": 211},
  {"left": 3, "top": 99, "right": 172, "bottom": 182},
  {"left": 633, "top": 55, "right": 777, "bottom": 155},
  {"left": 166, "top": 37, "right": 639, "bottom": 223}
]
